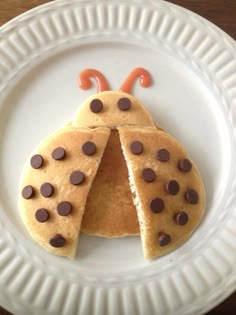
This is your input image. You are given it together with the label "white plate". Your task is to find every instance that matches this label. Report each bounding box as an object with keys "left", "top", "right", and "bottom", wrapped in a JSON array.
[{"left": 0, "top": 1, "right": 236, "bottom": 314}]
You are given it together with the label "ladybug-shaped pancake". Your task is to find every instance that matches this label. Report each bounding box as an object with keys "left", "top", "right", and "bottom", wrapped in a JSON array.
[{"left": 19, "top": 68, "right": 205, "bottom": 259}]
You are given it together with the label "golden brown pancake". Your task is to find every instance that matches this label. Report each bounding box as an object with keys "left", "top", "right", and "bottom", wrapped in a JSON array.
[
  {"left": 81, "top": 129, "right": 140, "bottom": 237},
  {"left": 19, "top": 88, "right": 205, "bottom": 260},
  {"left": 119, "top": 126, "right": 205, "bottom": 259},
  {"left": 72, "top": 91, "right": 156, "bottom": 128},
  {"left": 19, "top": 127, "right": 110, "bottom": 257}
]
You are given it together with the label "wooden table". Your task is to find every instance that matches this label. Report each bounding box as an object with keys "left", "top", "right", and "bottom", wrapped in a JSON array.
[{"left": 0, "top": 0, "right": 235, "bottom": 314}]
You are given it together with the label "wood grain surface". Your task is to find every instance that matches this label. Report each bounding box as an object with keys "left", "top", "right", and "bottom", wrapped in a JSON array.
[{"left": 0, "top": 0, "right": 235, "bottom": 314}]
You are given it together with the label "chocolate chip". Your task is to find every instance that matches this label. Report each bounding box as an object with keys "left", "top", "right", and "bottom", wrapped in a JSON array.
[
  {"left": 31, "top": 154, "right": 44, "bottom": 169},
  {"left": 35, "top": 208, "right": 49, "bottom": 222},
  {"left": 52, "top": 147, "right": 66, "bottom": 160},
  {"left": 142, "top": 168, "right": 156, "bottom": 182},
  {"left": 40, "top": 183, "right": 54, "bottom": 198},
  {"left": 185, "top": 189, "right": 199, "bottom": 204},
  {"left": 90, "top": 99, "right": 103, "bottom": 113},
  {"left": 158, "top": 232, "right": 171, "bottom": 246},
  {"left": 22, "top": 185, "right": 34, "bottom": 199},
  {"left": 157, "top": 149, "right": 170, "bottom": 162},
  {"left": 175, "top": 211, "right": 188, "bottom": 225},
  {"left": 82, "top": 141, "right": 96, "bottom": 156},
  {"left": 130, "top": 141, "right": 143, "bottom": 155},
  {"left": 166, "top": 180, "right": 180, "bottom": 195},
  {"left": 49, "top": 234, "right": 65, "bottom": 247},
  {"left": 150, "top": 198, "right": 165, "bottom": 213},
  {"left": 117, "top": 97, "right": 131, "bottom": 111},
  {"left": 57, "top": 201, "right": 72, "bottom": 216},
  {"left": 70, "top": 171, "right": 85, "bottom": 185},
  {"left": 178, "top": 159, "right": 192, "bottom": 172}
]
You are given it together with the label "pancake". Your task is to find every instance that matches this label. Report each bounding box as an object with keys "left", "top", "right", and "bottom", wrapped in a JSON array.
[
  {"left": 118, "top": 126, "right": 205, "bottom": 259},
  {"left": 19, "top": 127, "right": 110, "bottom": 257},
  {"left": 81, "top": 129, "right": 140, "bottom": 237},
  {"left": 19, "top": 80, "right": 205, "bottom": 259}
]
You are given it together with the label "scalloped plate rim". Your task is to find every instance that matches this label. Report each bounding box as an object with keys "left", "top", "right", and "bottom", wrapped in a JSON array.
[{"left": 0, "top": 1, "right": 236, "bottom": 315}]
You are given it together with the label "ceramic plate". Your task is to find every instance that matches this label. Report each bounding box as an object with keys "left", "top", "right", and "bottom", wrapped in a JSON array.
[{"left": 0, "top": 1, "right": 236, "bottom": 314}]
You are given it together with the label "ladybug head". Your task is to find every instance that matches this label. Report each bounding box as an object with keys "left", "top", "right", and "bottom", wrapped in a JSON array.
[{"left": 72, "top": 68, "right": 155, "bottom": 128}]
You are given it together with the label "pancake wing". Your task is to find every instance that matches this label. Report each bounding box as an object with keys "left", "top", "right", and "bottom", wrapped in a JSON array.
[
  {"left": 19, "top": 127, "right": 110, "bottom": 258},
  {"left": 118, "top": 126, "right": 205, "bottom": 259}
]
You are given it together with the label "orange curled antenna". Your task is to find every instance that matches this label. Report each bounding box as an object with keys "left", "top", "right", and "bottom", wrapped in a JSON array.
[
  {"left": 119, "top": 68, "right": 152, "bottom": 94},
  {"left": 78, "top": 69, "right": 110, "bottom": 93}
]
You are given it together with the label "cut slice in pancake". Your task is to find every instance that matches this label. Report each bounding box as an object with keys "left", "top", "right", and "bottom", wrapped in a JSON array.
[
  {"left": 118, "top": 126, "right": 205, "bottom": 259},
  {"left": 81, "top": 129, "right": 140, "bottom": 237},
  {"left": 19, "top": 126, "right": 110, "bottom": 257}
]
